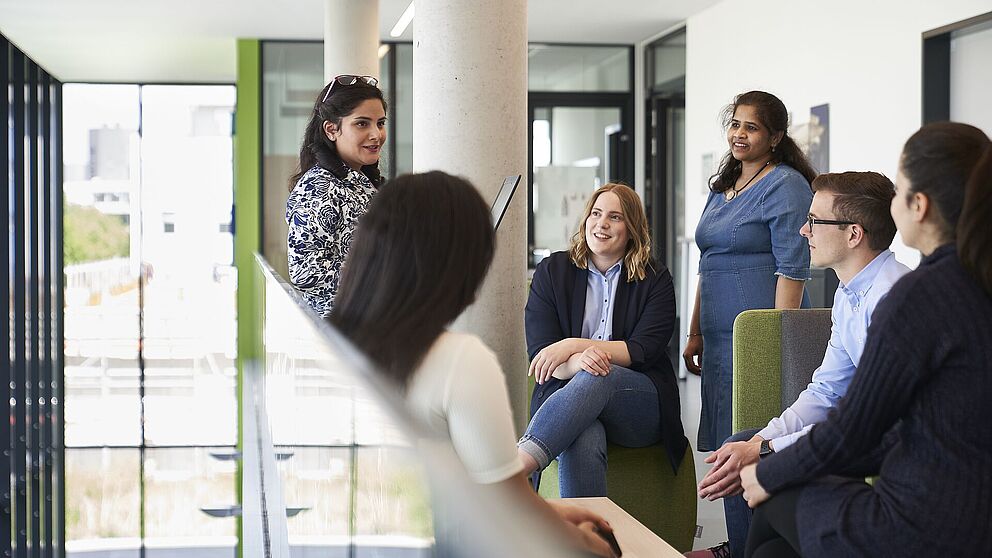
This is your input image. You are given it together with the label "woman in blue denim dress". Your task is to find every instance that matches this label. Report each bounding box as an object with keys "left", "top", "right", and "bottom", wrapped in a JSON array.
[{"left": 684, "top": 91, "right": 818, "bottom": 452}]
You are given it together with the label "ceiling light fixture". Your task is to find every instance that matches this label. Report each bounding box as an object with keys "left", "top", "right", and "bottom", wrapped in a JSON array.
[{"left": 390, "top": 1, "right": 415, "bottom": 38}]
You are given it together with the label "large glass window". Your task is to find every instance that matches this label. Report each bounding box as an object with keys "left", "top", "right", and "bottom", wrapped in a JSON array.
[
  {"left": 647, "top": 32, "right": 686, "bottom": 95},
  {"left": 139, "top": 85, "right": 237, "bottom": 448},
  {"left": 644, "top": 29, "right": 687, "bottom": 372},
  {"left": 530, "top": 106, "right": 623, "bottom": 261},
  {"left": 62, "top": 83, "right": 237, "bottom": 558},
  {"left": 528, "top": 45, "right": 634, "bottom": 266},
  {"left": 255, "top": 41, "right": 635, "bottom": 270},
  {"left": 62, "top": 84, "right": 142, "bottom": 449},
  {"left": 528, "top": 45, "right": 631, "bottom": 92},
  {"left": 950, "top": 18, "right": 992, "bottom": 135}
]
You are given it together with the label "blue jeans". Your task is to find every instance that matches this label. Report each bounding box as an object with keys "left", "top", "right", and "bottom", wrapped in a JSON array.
[
  {"left": 723, "top": 428, "right": 761, "bottom": 558},
  {"left": 518, "top": 365, "right": 662, "bottom": 497}
]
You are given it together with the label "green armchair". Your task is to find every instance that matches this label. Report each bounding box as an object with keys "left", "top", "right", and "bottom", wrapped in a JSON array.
[
  {"left": 731, "top": 308, "right": 833, "bottom": 433},
  {"left": 537, "top": 443, "right": 697, "bottom": 552},
  {"left": 527, "top": 376, "right": 697, "bottom": 552}
]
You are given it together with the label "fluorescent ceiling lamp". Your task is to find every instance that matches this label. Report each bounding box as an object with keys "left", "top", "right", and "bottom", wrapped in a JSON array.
[
  {"left": 390, "top": 1, "right": 415, "bottom": 37},
  {"left": 378, "top": 44, "right": 391, "bottom": 59}
]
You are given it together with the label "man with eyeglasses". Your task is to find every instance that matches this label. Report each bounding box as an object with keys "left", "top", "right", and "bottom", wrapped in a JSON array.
[{"left": 686, "top": 172, "right": 910, "bottom": 558}]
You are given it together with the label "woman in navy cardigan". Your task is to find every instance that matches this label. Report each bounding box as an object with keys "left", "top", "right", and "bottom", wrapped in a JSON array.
[
  {"left": 740, "top": 123, "right": 992, "bottom": 557},
  {"left": 517, "top": 183, "right": 689, "bottom": 497}
]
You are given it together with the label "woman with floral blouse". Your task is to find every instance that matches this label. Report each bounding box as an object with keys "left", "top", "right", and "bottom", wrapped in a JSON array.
[{"left": 286, "top": 74, "right": 387, "bottom": 316}]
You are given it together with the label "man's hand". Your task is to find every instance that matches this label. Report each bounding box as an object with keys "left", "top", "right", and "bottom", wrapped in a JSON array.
[
  {"left": 697, "top": 439, "right": 762, "bottom": 500},
  {"left": 529, "top": 339, "right": 578, "bottom": 384},
  {"left": 740, "top": 464, "right": 770, "bottom": 508}
]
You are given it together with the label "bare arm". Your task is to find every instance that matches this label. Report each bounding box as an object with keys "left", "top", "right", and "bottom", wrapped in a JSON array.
[
  {"left": 689, "top": 276, "right": 702, "bottom": 336},
  {"left": 682, "top": 277, "right": 703, "bottom": 375},
  {"left": 565, "top": 338, "right": 631, "bottom": 366},
  {"left": 541, "top": 337, "right": 632, "bottom": 383},
  {"left": 774, "top": 275, "right": 805, "bottom": 309}
]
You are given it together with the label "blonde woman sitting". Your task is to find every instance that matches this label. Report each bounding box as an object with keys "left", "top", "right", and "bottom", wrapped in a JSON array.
[{"left": 518, "top": 183, "right": 689, "bottom": 497}]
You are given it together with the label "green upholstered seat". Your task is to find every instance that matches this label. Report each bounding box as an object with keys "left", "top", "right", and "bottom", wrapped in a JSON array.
[
  {"left": 732, "top": 308, "right": 833, "bottom": 433},
  {"left": 527, "top": 376, "right": 697, "bottom": 552},
  {"left": 537, "top": 444, "right": 697, "bottom": 552}
]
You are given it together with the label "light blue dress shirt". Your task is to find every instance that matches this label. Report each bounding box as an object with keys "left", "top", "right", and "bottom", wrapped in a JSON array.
[
  {"left": 581, "top": 261, "right": 622, "bottom": 341},
  {"left": 756, "top": 249, "right": 911, "bottom": 450}
]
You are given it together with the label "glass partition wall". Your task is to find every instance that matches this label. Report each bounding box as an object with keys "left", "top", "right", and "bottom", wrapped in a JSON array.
[
  {"left": 528, "top": 44, "right": 634, "bottom": 267},
  {"left": 245, "top": 256, "right": 583, "bottom": 558},
  {"left": 257, "top": 41, "right": 635, "bottom": 272},
  {"left": 261, "top": 41, "right": 413, "bottom": 280},
  {"left": 644, "top": 30, "right": 688, "bottom": 374}
]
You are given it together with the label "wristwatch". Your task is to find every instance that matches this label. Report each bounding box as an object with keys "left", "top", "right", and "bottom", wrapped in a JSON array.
[{"left": 759, "top": 439, "right": 774, "bottom": 459}]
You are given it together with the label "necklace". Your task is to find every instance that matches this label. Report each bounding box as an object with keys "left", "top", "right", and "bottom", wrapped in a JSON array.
[{"left": 725, "top": 160, "right": 771, "bottom": 201}]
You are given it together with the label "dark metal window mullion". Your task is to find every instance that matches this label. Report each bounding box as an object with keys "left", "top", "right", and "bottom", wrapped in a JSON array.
[
  {"left": 40, "top": 69, "right": 54, "bottom": 558},
  {"left": 53, "top": 80, "right": 66, "bottom": 558},
  {"left": 12, "top": 44, "right": 29, "bottom": 558},
  {"left": 137, "top": 84, "right": 148, "bottom": 558},
  {"left": 28, "top": 59, "right": 43, "bottom": 558},
  {"left": 0, "top": 33, "right": 12, "bottom": 558}
]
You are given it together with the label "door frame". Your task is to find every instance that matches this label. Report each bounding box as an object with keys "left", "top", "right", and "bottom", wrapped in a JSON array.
[{"left": 527, "top": 92, "right": 634, "bottom": 265}]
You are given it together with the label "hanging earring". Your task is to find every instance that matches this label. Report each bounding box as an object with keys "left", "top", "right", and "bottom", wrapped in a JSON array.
[{"left": 772, "top": 144, "right": 777, "bottom": 153}]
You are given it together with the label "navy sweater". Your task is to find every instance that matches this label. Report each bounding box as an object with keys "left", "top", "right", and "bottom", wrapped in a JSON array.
[{"left": 757, "top": 244, "right": 992, "bottom": 556}]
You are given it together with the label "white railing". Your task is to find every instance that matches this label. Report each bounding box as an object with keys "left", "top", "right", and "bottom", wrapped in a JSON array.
[{"left": 64, "top": 257, "right": 135, "bottom": 302}]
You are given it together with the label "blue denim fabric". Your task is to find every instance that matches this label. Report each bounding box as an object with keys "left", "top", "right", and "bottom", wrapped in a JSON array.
[
  {"left": 721, "top": 428, "right": 761, "bottom": 558},
  {"left": 694, "top": 165, "right": 812, "bottom": 450},
  {"left": 518, "top": 365, "right": 662, "bottom": 497}
]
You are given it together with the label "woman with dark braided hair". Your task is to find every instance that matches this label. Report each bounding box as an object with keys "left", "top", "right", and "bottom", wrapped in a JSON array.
[{"left": 286, "top": 75, "right": 387, "bottom": 316}]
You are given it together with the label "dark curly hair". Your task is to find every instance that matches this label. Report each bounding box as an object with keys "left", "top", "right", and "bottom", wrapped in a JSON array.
[
  {"left": 289, "top": 79, "right": 387, "bottom": 190},
  {"left": 710, "top": 91, "right": 817, "bottom": 193}
]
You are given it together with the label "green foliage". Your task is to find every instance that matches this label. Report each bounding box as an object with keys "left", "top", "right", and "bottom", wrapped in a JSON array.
[{"left": 63, "top": 202, "right": 129, "bottom": 265}]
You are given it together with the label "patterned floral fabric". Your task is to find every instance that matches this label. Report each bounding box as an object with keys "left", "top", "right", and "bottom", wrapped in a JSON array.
[{"left": 286, "top": 165, "right": 377, "bottom": 317}]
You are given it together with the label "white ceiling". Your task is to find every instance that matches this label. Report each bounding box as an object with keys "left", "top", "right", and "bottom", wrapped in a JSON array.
[{"left": 0, "top": 0, "right": 716, "bottom": 82}]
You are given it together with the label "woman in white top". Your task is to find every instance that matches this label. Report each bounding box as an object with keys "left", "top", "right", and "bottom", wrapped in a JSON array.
[{"left": 330, "top": 171, "right": 616, "bottom": 557}]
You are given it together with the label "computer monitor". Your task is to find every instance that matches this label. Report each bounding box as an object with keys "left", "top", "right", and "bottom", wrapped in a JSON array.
[{"left": 491, "top": 175, "right": 521, "bottom": 231}]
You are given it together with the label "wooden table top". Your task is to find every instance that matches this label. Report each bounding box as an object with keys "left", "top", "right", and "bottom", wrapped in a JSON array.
[{"left": 556, "top": 497, "right": 683, "bottom": 558}]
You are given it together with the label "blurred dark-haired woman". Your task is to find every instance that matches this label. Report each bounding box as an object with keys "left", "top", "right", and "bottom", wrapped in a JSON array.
[
  {"left": 286, "top": 74, "right": 387, "bottom": 316},
  {"left": 740, "top": 122, "right": 992, "bottom": 558},
  {"left": 684, "top": 91, "right": 817, "bottom": 452},
  {"left": 331, "top": 171, "right": 618, "bottom": 558}
]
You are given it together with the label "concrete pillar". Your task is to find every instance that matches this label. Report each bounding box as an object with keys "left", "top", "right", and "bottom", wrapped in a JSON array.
[
  {"left": 413, "top": 0, "right": 529, "bottom": 432},
  {"left": 324, "top": 0, "right": 380, "bottom": 81}
]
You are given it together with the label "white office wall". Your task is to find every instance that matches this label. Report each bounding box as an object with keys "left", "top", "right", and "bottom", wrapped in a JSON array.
[
  {"left": 684, "top": 0, "right": 992, "bottom": 274},
  {"left": 950, "top": 21, "right": 992, "bottom": 135}
]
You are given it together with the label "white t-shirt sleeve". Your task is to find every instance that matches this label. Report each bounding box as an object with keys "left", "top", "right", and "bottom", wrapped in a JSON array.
[{"left": 442, "top": 337, "right": 524, "bottom": 484}]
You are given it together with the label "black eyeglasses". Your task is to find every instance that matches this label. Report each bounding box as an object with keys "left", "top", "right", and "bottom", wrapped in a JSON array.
[
  {"left": 322, "top": 74, "right": 379, "bottom": 102},
  {"left": 807, "top": 214, "right": 857, "bottom": 232}
]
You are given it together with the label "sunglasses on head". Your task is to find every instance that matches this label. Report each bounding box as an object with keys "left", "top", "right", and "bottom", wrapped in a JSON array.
[{"left": 322, "top": 74, "right": 379, "bottom": 103}]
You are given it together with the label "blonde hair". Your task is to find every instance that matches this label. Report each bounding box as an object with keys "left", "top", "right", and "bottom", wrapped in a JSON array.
[{"left": 568, "top": 183, "right": 653, "bottom": 282}]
